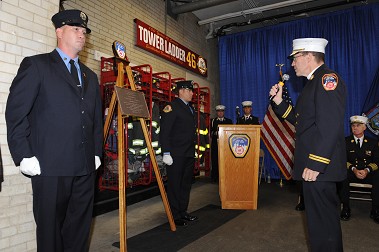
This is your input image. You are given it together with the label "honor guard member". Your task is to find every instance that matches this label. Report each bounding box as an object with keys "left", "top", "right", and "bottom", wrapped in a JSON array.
[
  {"left": 210, "top": 105, "right": 233, "bottom": 182},
  {"left": 269, "top": 38, "right": 347, "bottom": 251},
  {"left": 160, "top": 80, "right": 198, "bottom": 227},
  {"left": 6, "top": 10, "right": 103, "bottom": 252},
  {"left": 339, "top": 115, "right": 379, "bottom": 223},
  {"left": 236, "top": 101, "right": 259, "bottom": 124}
]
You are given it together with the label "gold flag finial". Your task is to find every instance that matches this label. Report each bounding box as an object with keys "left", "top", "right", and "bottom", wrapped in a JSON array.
[{"left": 275, "top": 63, "right": 284, "bottom": 74}]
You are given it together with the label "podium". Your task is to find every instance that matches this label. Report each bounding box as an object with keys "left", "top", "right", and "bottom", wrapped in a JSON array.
[{"left": 218, "top": 125, "right": 261, "bottom": 210}]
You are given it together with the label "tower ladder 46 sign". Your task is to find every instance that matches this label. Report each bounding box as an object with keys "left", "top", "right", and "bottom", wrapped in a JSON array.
[{"left": 135, "top": 19, "right": 207, "bottom": 77}]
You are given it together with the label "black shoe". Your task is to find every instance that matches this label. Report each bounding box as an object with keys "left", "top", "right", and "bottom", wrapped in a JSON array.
[
  {"left": 295, "top": 195, "right": 305, "bottom": 211},
  {"left": 182, "top": 214, "right": 198, "bottom": 222},
  {"left": 174, "top": 219, "right": 187, "bottom": 227},
  {"left": 340, "top": 207, "right": 351, "bottom": 221},
  {"left": 370, "top": 209, "right": 379, "bottom": 224},
  {"left": 295, "top": 202, "right": 305, "bottom": 211}
]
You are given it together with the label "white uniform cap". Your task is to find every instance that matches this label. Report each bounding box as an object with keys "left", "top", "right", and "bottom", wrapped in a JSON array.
[
  {"left": 241, "top": 101, "right": 253, "bottom": 107},
  {"left": 215, "top": 105, "right": 225, "bottom": 111},
  {"left": 289, "top": 38, "right": 328, "bottom": 57},
  {"left": 350, "top": 115, "right": 368, "bottom": 124}
]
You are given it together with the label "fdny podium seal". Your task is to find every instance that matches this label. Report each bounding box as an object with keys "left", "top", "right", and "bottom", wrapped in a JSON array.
[{"left": 229, "top": 134, "right": 250, "bottom": 158}]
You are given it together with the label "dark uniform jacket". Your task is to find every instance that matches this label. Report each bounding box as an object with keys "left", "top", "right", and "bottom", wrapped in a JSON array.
[
  {"left": 210, "top": 117, "right": 233, "bottom": 141},
  {"left": 273, "top": 64, "right": 347, "bottom": 181},
  {"left": 160, "top": 98, "right": 196, "bottom": 157},
  {"left": 346, "top": 135, "right": 379, "bottom": 172},
  {"left": 236, "top": 115, "right": 259, "bottom": 125},
  {"left": 6, "top": 50, "right": 103, "bottom": 176}
]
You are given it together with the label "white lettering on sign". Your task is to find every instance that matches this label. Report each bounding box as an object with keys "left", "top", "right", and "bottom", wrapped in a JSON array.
[{"left": 138, "top": 25, "right": 185, "bottom": 62}]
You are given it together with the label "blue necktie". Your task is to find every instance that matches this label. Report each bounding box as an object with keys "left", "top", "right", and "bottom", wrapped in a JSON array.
[
  {"left": 69, "top": 60, "right": 81, "bottom": 87},
  {"left": 187, "top": 103, "right": 193, "bottom": 114}
]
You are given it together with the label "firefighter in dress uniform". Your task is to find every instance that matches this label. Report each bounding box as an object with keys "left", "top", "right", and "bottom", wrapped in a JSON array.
[
  {"left": 236, "top": 101, "right": 259, "bottom": 124},
  {"left": 210, "top": 105, "right": 233, "bottom": 182},
  {"left": 339, "top": 115, "right": 379, "bottom": 223},
  {"left": 6, "top": 10, "right": 103, "bottom": 251},
  {"left": 160, "top": 80, "right": 198, "bottom": 227},
  {"left": 269, "top": 38, "right": 347, "bottom": 251}
]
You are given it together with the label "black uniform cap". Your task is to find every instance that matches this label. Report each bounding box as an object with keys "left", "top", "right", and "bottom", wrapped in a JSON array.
[
  {"left": 51, "top": 9, "right": 91, "bottom": 34},
  {"left": 176, "top": 80, "right": 194, "bottom": 90}
]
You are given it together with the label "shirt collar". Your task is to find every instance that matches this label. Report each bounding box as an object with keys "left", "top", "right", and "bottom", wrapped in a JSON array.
[
  {"left": 353, "top": 135, "right": 364, "bottom": 142},
  {"left": 307, "top": 65, "right": 322, "bottom": 80},
  {"left": 56, "top": 48, "right": 79, "bottom": 69},
  {"left": 179, "top": 98, "right": 188, "bottom": 105}
]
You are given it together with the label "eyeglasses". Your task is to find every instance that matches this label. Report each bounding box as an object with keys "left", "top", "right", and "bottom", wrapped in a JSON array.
[{"left": 292, "top": 54, "right": 305, "bottom": 62}]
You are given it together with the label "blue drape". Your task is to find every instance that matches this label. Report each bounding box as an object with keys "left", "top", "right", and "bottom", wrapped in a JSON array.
[{"left": 218, "top": 3, "right": 379, "bottom": 179}]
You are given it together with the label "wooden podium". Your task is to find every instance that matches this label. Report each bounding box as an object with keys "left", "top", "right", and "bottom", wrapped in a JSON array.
[{"left": 218, "top": 125, "right": 261, "bottom": 210}]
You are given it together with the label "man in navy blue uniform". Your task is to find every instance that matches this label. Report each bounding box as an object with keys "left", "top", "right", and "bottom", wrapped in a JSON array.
[
  {"left": 6, "top": 9, "right": 103, "bottom": 252},
  {"left": 339, "top": 115, "right": 379, "bottom": 223},
  {"left": 269, "top": 38, "right": 347, "bottom": 251},
  {"left": 160, "top": 80, "right": 198, "bottom": 226},
  {"left": 236, "top": 100, "right": 259, "bottom": 125}
]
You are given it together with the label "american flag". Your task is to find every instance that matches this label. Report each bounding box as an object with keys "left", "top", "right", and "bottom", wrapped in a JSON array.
[{"left": 261, "top": 85, "right": 295, "bottom": 180}]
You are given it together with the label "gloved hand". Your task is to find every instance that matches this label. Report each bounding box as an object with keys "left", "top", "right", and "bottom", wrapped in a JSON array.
[
  {"left": 20, "top": 156, "right": 41, "bottom": 176},
  {"left": 162, "top": 154, "right": 173, "bottom": 166},
  {"left": 95, "top": 156, "right": 101, "bottom": 170}
]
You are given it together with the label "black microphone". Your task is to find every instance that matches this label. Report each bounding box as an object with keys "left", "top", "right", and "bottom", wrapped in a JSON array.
[
  {"left": 269, "top": 74, "right": 290, "bottom": 101},
  {"left": 235, "top": 106, "right": 240, "bottom": 117}
]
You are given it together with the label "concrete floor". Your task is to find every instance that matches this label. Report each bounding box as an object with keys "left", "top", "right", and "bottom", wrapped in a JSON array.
[
  {"left": 89, "top": 178, "right": 220, "bottom": 252},
  {"left": 88, "top": 179, "right": 379, "bottom": 252}
]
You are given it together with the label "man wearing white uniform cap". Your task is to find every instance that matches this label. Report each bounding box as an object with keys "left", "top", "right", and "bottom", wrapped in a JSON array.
[
  {"left": 269, "top": 38, "right": 347, "bottom": 251},
  {"left": 339, "top": 115, "right": 379, "bottom": 223},
  {"left": 210, "top": 105, "right": 232, "bottom": 182},
  {"left": 236, "top": 100, "right": 259, "bottom": 125}
]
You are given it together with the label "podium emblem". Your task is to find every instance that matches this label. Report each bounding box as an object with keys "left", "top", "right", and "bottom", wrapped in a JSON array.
[{"left": 229, "top": 134, "right": 250, "bottom": 158}]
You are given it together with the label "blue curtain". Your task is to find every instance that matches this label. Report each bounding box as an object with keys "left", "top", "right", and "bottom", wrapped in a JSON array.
[{"left": 218, "top": 3, "right": 379, "bottom": 179}]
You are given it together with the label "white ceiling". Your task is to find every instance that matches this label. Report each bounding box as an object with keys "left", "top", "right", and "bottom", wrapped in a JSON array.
[{"left": 167, "top": 0, "right": 378, "bottom": 38}]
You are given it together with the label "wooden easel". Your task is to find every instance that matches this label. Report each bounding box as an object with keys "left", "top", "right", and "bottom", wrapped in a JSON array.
[{"left": 103, "top": 56, "right": 176, "bottom": 252}]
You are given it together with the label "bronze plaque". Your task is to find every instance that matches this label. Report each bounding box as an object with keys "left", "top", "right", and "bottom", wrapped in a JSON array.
[{"left": 114, "top": 86, "right": 150, "bottom": 119}]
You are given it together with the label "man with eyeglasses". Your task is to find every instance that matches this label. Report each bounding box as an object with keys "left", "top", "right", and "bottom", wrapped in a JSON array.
[
  {"left": 161, "top": 80, "right": 198, "bottom": 227},
  {"left": 269, "top": 38, "right": 347, "bottom": 251}
]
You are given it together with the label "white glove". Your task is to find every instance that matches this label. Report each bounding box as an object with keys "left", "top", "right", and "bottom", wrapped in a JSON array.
[
  {"left": 95, "top": 156, "right": 101, "bottom": 170},
  {"left": 162, "top": 154, "right": 173, "bottom": 166},
  {"left": 20, "top": 156, "right": 41, "bottom": 176}
]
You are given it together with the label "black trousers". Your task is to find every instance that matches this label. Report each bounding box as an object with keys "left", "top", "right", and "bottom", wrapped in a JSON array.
[
  {"left": 303, "top": 181, "right": 343, "bottom": 252},
  {"left": 31, "top": 172, "right": 96, "bottom": 252},
  {"left": 166, "top": 156, "right": 195, "bottom": 220},
  {"left": 339, "top": 169, "right": 379, "bottom": 209}
]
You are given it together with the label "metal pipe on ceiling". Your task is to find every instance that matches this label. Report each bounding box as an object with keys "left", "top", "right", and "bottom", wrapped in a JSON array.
[
  {"left": 198, "top": 0, "right": 315, "bottom": 25},
  {"left": 170, "top": 0, "right": 239, "bottom": 15}
]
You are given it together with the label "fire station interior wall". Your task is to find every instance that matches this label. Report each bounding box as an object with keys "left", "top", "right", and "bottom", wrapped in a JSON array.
[
  {"left": 0, "top": 0, "right": 219, "bottom": 251},
  {"left": 63, "top": 0, "right": 220, "bottom": 113}
]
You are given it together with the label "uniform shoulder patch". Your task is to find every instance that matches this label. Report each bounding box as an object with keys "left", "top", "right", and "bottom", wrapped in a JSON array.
[
  {"left": 163, "top": 105, "right": 172, "bottom": 113},
  {"left": 322, "top": 73, "right": 338, "bottom": 91}
]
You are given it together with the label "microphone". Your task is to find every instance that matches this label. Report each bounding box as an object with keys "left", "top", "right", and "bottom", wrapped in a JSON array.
[
  {"left": 269, "top": 74, "right": 290, "bottom": 101},
  {"left": 235, "top": 106, "right": 240, "bottom": 117}
]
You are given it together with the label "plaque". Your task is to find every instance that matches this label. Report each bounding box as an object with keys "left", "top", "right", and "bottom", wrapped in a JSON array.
[{"left": 114, "top": 86, "right": 150, "bottom": 119}]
